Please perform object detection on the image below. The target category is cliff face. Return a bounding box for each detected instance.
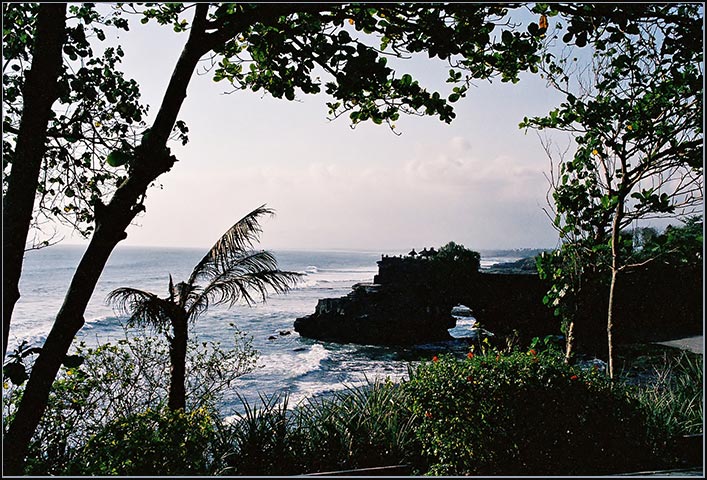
[293,254,554,346]
[294,254,702,348]
[293,281,457,345]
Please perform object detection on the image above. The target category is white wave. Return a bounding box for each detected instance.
[293,278,318,289]
[256,343,329,378]
[286,381,351,408]
[449,316,479,339]
[451,304,473,317]
[305,265,319,274]
[480,256,523,269]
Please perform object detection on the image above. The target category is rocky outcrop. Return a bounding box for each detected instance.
[293,281,456,345]
[293,251,528,346]
[294,251,702,348]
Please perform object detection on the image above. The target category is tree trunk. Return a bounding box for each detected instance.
[168,315,189,411]
[607,267,619,379]
[564,319,575,363]
[607,197,625,380]
[2,6,211,474]
[2,3,67,359]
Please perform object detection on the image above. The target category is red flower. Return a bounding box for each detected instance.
[467,352,474,359]
[495,354,500,361]
[466,375,473,383]
[570,375,579,381]
[529,349,537,356]
[432,355,439,362]
[425,411,433,419]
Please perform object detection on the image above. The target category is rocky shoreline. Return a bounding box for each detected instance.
[294,249,702,350]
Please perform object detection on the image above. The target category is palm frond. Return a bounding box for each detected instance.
[188,205,275,286]
[186,250,302,320]
[106,287,175,333]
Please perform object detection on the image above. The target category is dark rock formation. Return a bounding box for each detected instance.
[294,251,552,345]
[293,281,456,345]
[568,262,703,354]
[294,250,702,349]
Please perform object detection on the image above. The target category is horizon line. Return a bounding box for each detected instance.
[47,242,558,254]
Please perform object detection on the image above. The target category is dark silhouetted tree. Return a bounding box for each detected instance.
[107,205,300,410]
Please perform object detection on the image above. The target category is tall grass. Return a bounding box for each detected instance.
[293,378,420,473]
[636,352,704,438]
[219,379,419,475]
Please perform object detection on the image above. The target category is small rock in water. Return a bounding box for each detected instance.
[292,347,307,352]
[267,335,277,341]
[279,330,291,336]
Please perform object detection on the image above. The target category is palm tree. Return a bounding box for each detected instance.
[107,205,301,411]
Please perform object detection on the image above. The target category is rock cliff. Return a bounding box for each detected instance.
[293,249,553,345]
[294,249,702,348]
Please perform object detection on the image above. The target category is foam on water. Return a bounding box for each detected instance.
[256,343,330,378]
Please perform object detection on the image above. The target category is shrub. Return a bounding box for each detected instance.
[403,347,671,476]
[70,406,220,475]
[219,393,295,475]
[291,379,420,474]
[3,325,256,475]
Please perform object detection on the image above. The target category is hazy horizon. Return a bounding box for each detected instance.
[55,240,557,255]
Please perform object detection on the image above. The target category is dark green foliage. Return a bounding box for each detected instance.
[2,329,256,475]
[403,348,669,476]
[201,4,547,128]
[636,351,704,439]
[2,3,154,242]
[220,393,294,475]
[635,216,703,268]
[220,380,419,475]
[71,406,220,475]
[434,241,481,270]
[292,381,420,474]
[6,339,697,476]
[2,341,42,385]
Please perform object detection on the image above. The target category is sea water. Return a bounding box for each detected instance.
[9,245,520,416]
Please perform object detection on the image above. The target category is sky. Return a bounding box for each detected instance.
[64,6,571,252]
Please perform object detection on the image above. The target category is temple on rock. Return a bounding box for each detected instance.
[294,244,701,349]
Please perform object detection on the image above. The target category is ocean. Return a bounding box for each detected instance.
[9,245,522,417]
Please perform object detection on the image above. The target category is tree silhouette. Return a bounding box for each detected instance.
[107,205,300,410]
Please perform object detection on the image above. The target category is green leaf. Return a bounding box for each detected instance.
[63,354,84,368]
[501,30,512,45]
[3,362,28,385]
[106,150,131,167]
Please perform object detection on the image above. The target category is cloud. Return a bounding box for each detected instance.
[121,133,556,251]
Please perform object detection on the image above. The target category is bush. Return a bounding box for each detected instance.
[219,393,295,475]
[403,346,670,476]
[291,379,420,474]
[3,325,256,475]
[70,406,221,475]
